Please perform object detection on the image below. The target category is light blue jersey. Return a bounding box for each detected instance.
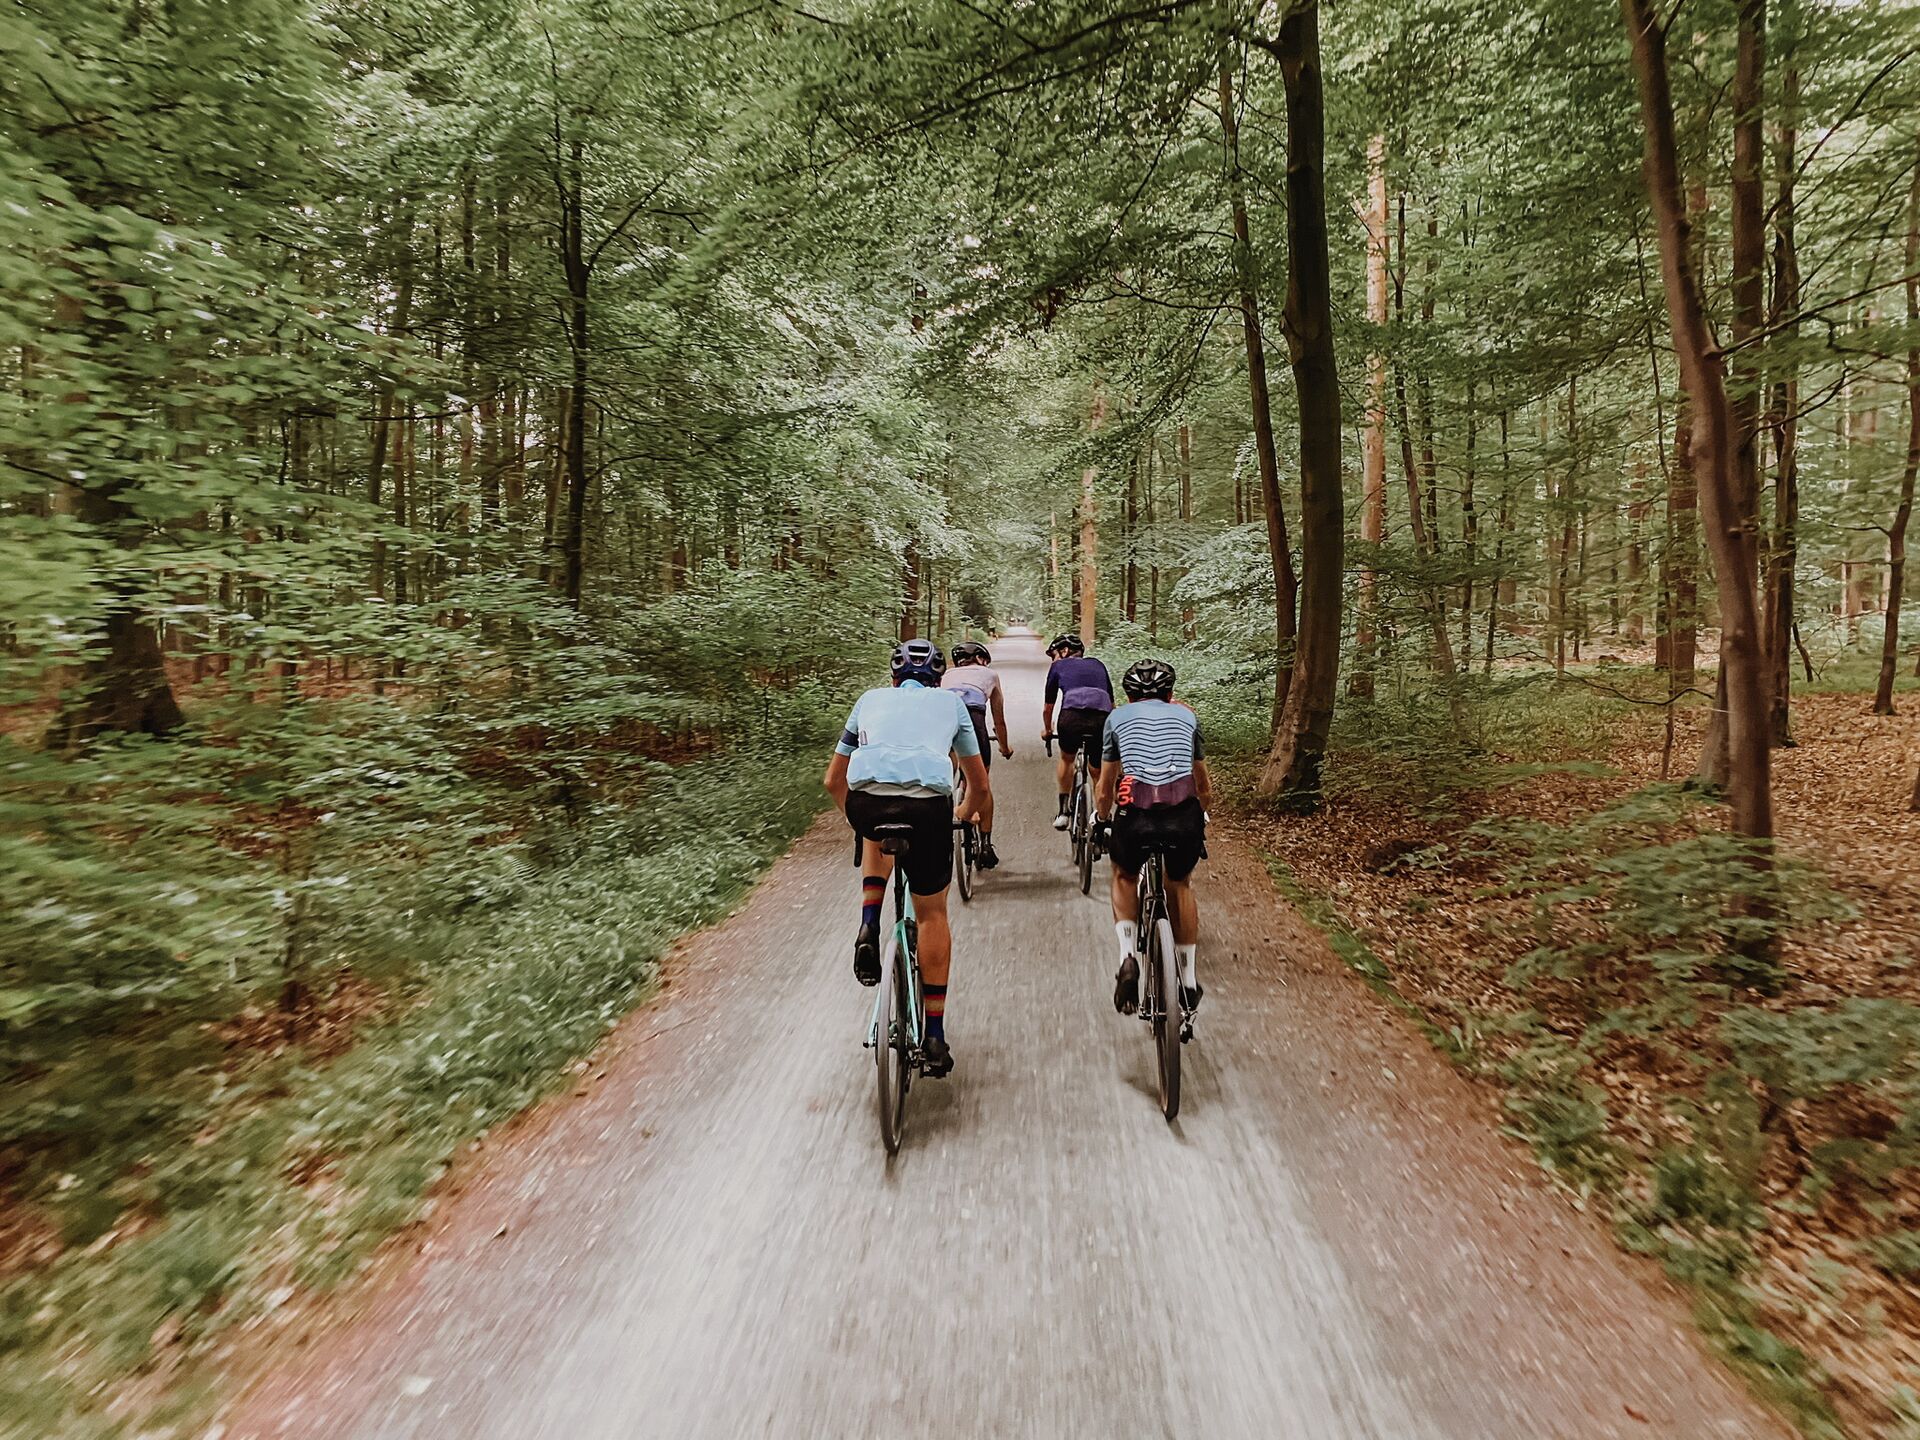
[837,680,980,797]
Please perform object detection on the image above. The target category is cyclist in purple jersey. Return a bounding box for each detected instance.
[1039,632,1113,831]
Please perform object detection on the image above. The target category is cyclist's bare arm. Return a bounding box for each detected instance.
[823,752,851,811]
[989,689,1012,756]
[1193,758,1214,810]
[1094,761,1119,820]
[1040,701,1054,739]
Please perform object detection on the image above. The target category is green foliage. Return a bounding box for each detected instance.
[0,751,823,1438]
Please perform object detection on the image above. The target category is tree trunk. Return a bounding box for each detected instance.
[1873,147,1920,716]
[1145,432,1159,639]
[1255,6,1344,806]
[367,220,413,601]
[42,269,184,747]
[1626,457,1650,642]
[1220,49,1299,733]
[1624,0,1775,859]
[559,140,592,608]
[1695,0,1768,786]
[1124,444,1139,624]
[1391,273,1458,675]
[1486,411,1512,673]
[1178,423,1196,639]
[1764,54,1801,742]
[1461,384,1478,655]
[1080,381,1105,645]
[1353,132,1389,700]
[900,536,920,641]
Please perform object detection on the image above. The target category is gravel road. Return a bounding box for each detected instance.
[225,631,1784,1440]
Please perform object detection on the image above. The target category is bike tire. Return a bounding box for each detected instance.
[1151,916,1181,1121]
[875,937,909,1154]
[1076,786,1095,895]
[955,823,975,902]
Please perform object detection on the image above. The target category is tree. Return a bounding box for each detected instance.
[1255,4,1344,806]
[1874,145,1920,717]
[1622,0,1774,854]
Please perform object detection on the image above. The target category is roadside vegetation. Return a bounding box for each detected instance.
[9,0,1920,1436]
[1199,660,1920,1439]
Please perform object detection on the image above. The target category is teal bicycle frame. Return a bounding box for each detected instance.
[865,867,923,1053]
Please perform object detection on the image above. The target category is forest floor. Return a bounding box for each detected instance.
[1245,671,1920,1439]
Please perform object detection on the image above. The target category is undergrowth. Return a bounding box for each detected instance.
[1250,679,1920,1437]
[0,751,824,1440]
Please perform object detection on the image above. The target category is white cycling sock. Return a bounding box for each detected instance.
[1115,921,1138,962]
[1176,943,1198,988]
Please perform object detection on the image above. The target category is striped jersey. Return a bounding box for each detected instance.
[1100,698,1203,786]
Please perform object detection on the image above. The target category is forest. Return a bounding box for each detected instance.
[6,0,1920,1435]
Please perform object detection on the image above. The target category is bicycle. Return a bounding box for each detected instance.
[859,823,926,1154]
[1123,839,1190,1121]
[950,736,991,903]
[1065,743,1098,895]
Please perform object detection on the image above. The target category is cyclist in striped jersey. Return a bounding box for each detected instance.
[1094,659,1211,1016]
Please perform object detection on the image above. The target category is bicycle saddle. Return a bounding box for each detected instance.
[870,822,915,855]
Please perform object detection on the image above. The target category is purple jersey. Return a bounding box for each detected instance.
[1045,655,1114,713]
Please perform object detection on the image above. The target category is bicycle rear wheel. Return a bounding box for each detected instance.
[1150,916,1181,1120]
[875,937,909,1153]
[955,822,975,902]
[1075,783,1095,895]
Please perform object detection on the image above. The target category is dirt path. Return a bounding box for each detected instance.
[224,635,1785,1440]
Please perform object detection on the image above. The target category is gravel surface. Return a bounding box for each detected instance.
[224,632,1785,1440]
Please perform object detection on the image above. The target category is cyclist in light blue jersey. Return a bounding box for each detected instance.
[824,639,989,1078]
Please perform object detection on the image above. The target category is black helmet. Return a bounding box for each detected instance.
[1122,658,1176,700]
[951,640,992,666]
[890,638,946,684]
[1051,632,1084,656]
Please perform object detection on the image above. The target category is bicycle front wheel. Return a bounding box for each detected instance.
[875,937,909,1153]
[1150,916,1181,1121]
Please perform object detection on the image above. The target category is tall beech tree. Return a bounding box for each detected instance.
[1623,0,1774,851]
[1255,4,1344,805]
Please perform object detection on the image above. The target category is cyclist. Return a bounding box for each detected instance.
[1095,659,1210,1017]
[1040,632,1114,831]
[823,638,988,1078]
[942,639,1013,868]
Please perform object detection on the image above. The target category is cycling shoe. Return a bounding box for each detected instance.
[853,922,881,986]
[977,840,1000,870]
[921,1035,954,1078]
[1113,955,1140,1016]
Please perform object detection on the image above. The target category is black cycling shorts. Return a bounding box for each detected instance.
[967,707,992,769]
[1056,707,1109,758]
[1108,796,1206,881]
[845,790,953,896]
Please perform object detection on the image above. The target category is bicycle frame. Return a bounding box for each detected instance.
[1135,853,1167,956]
[1067,749,1092,837]
[864,865,922,1052]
